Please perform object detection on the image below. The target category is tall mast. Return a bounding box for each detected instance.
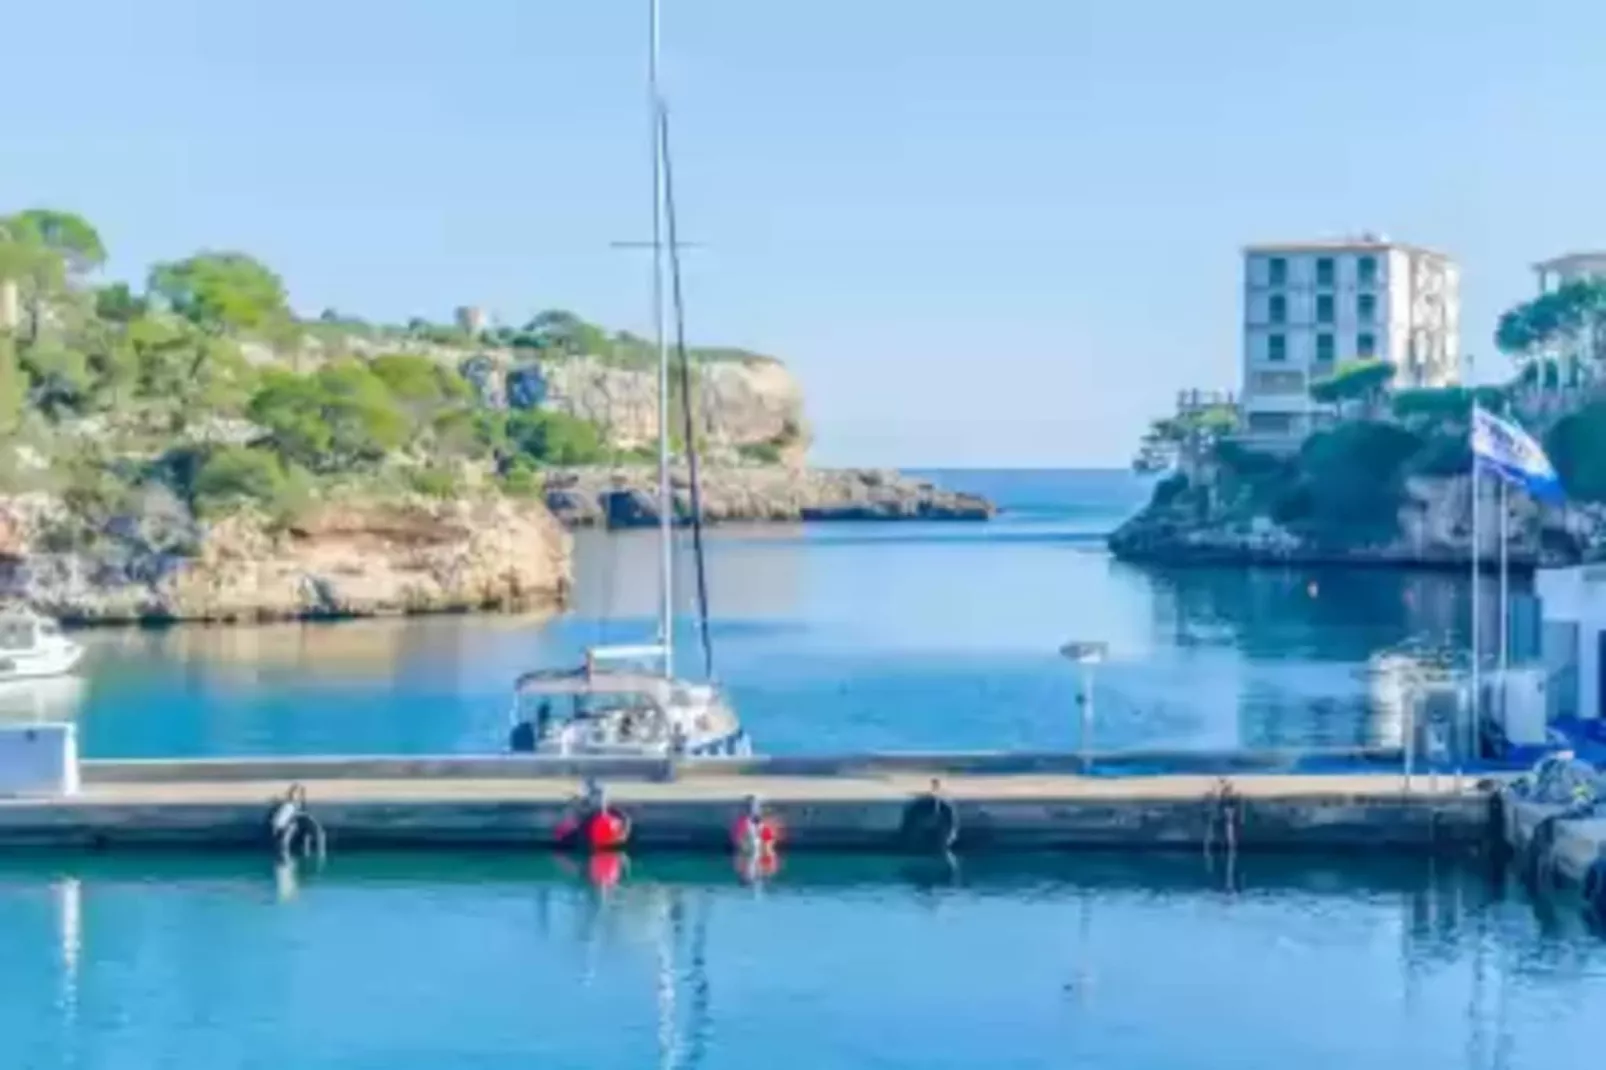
[649,0,675,678]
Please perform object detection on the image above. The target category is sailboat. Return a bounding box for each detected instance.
[506,0,751,760]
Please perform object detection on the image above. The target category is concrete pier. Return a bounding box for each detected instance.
[1498,791,1606,889]
[0,754,1492,853]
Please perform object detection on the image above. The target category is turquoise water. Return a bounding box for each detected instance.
[0,469,1598,1068]
[25,468,1531,758]
[4,853,1605,1069]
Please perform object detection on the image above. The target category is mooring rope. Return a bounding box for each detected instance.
[1203,777,1240,860]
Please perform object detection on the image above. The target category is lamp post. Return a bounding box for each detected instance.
[1060,641,1108,772]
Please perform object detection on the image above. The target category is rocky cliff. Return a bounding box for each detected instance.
[543,465,996,526]
[1111,468,1605,568]
[276,332,807,461]
[541,356,805,461]
[0,490,571,624]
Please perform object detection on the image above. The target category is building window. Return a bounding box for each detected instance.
[1267,333,1286,362]
[1248,412,1295,433]
[1358,255,1377,286]
[1268,257,1287,286]
[1268,294,1287,324]
[1316,294,1334,324]
[1253,371,1305,394]
[1357,293,1376,323]
[1316,333,1335,363]
[1357,332,1376,357]
[1316,257,1335,287]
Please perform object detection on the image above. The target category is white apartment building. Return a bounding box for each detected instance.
[1240,235,1461,445]
[1527,252,1606,390]
[1534,251,1606,294]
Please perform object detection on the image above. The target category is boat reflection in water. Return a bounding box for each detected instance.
[0,675,86,723]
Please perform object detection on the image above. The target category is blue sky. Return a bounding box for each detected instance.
[1,1,1601,466]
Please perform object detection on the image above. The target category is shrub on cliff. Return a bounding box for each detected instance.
[0,333,26,435]
[1405,431,1472,478]
[1278,421,1421,542]
[148,252,290,335]
[1309,359,1395,418]
[499,458,543,497]
[370,353,470,408]
[191,446,288,514]
[505,409,605,466]
[249,362,409,471]
[1391,385,1508,424]
[738,441,782,465]
[1546,401,1606,502]
[1151,472,1188,507]
[404,464,460,498]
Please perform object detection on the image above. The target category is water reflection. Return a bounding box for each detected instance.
[571,526,807,623]
[0,676,86,723]
[0,852,1600,1070]
[82,614,553,674]
[1130,565,1543,751]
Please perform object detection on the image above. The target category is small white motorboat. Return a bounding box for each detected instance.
[0,607,84,682]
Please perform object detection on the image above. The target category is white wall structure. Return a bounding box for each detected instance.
[1240,235,1460,449]
[1534,563,1606,723]
[0,723,79,796]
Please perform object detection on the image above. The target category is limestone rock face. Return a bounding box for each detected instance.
[539,356,807,458]
[273,334,808,457]
[542,466,995,527]
[0,493,572,624]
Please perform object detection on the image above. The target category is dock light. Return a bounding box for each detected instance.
[1059,641,1108,770]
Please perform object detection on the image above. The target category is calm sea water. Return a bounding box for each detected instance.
[22,468,1525,758]
[4,853,1605,1069]
[2,469,1591,1070]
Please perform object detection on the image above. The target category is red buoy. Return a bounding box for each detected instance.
[736,844,780,883]
[587,851,626,890]
[584,808,630,851]
[555,803,630,853]
[732,813,781,850]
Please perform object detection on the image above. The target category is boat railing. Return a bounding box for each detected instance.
[584,643,668,674]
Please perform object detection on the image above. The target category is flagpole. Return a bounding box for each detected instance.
[1467,403,1480,792]
[1498,476,1509,679]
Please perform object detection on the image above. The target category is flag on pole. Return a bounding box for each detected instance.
[1470,405,1565,504]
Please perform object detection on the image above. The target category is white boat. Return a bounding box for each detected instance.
[506,0,751,760]
[511,646,749,758]
[0,608,83,682]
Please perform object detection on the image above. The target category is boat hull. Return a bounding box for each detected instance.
[0,641,84,683]
[534,727,753,760]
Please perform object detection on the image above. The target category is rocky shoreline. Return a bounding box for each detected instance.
[0,466,993,625]
[0,491,572,625]
[543,465,996,527]
[1109,471,1606,570]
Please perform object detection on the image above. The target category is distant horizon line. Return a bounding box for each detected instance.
[889,464,1148,474]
